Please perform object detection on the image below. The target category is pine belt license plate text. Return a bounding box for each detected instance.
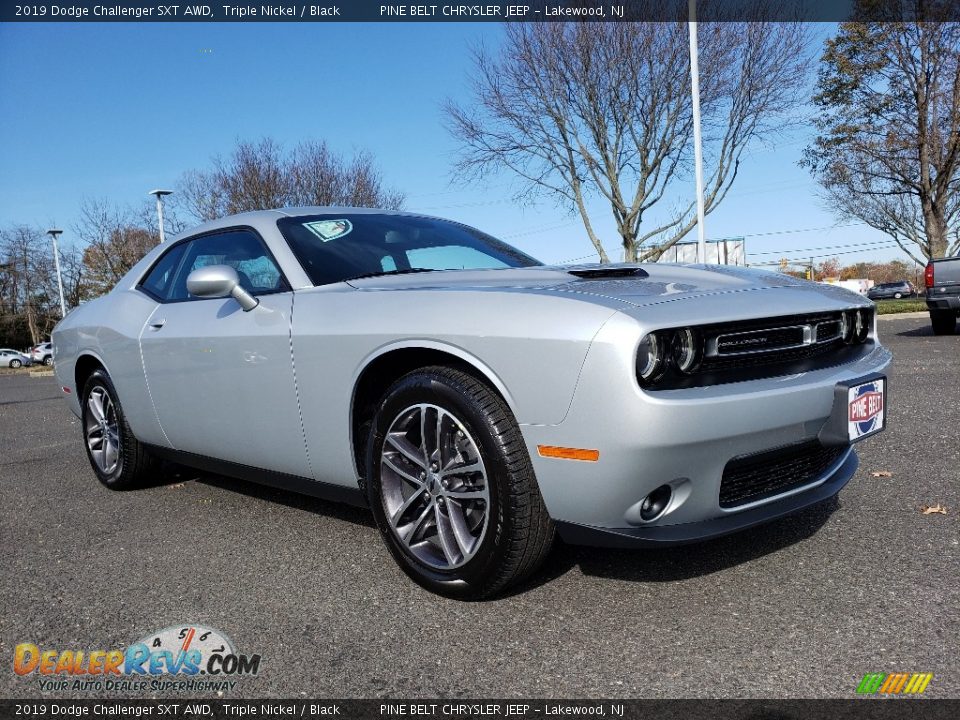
[847,377,886,442]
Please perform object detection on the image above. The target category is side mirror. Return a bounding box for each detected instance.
[185,265,259,312]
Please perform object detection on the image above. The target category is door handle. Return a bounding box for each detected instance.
[149,319,166,330]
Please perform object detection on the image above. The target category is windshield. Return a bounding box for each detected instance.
[276,213,542,286]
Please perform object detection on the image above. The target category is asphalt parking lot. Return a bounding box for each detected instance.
[1,313,957,699]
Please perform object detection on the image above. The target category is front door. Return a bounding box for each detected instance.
[138,228,311,479]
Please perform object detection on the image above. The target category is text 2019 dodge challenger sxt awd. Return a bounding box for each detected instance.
[52,208,890,598]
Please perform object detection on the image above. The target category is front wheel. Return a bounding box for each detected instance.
[930,310,957,336]
[893,292,903,299]
[81,369,158,489]
[366,366,554,599]
[10,359,21,369]
[43,356,53,366]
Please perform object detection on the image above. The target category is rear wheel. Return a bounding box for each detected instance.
[43,356,53,366]
[893,292,903,299]
[366,366,554,599]
[81,369,158,489]
[10,359,21,369]
[930,310,957,336]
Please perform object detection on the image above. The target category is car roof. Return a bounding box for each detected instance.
[164,206,445,244]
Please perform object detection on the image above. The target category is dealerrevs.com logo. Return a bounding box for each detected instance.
[13,625,261,693]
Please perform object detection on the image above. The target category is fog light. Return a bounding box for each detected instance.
[639,484,672,521]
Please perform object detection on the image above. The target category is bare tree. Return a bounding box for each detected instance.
[446,20,810,262]
[178,168,227,225]
[74,199,159,297]
[176,138,404,223]
[803,16,960,261]
[57,243,88,309]
[133,196,188,241]
[0,225,58,345]
[289,142,406,210]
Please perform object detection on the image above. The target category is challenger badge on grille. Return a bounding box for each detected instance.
[715,326,806,355]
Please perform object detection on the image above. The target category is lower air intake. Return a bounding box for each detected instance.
[719,441,848,509]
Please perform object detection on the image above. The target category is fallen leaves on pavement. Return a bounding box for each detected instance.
[871,471,893,477]
[920,504,948,515]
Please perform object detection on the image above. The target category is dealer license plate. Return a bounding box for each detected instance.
[847,378,886,442]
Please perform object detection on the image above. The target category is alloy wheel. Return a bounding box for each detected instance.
[85,386,120,475]
[379,403,490,570]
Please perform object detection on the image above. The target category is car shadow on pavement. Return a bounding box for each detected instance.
[894,325,936,337]
[158,462,376,529]
[139,460,838,594]
[509,497,840,595]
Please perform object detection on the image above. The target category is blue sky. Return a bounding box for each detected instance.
[0,21,916,272]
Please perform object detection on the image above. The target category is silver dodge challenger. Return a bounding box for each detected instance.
[52,208,890,598]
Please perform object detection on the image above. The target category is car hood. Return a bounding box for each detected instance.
[345,263,859,308]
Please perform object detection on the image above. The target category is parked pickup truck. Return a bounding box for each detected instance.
[925,256,960,335]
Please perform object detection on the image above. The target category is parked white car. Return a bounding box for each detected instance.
[31,342,53,366]
[0,349,32,368]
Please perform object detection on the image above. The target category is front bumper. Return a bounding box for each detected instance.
[520,307,891,542]
[556,448,856,548]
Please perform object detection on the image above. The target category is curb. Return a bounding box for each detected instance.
[29,370,55,377]
[877,311,928,320]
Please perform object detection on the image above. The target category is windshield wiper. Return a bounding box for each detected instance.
[344,268,438,282]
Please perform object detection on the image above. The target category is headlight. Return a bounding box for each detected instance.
[839,311,852,343]
[854,309,870,343]
[636,332,666,385]
[671,328,702,374]
[844,309,871,344]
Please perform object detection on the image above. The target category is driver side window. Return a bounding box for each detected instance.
[169,229,286,301]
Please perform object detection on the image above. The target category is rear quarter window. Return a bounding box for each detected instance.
[139,243,187,301]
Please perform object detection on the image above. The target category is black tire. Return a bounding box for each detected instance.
[43,356,53,366]
[893,292,903,299]
[81,369,158,489]
[930,310,957,336]
[365,366,554,599]
[10,359,21,369]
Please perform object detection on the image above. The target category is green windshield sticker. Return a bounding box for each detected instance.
[303,219,352,242]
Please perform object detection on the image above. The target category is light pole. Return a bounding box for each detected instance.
[47,228,67,318]
[149,189,173,243]
[688,0,707,264]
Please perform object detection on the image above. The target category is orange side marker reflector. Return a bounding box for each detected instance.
[537,445,600,462]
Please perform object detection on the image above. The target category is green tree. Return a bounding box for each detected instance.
[803,10,960,261]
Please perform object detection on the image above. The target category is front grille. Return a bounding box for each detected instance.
[716,325,806,355]
[816,320,841,342]
[719,441,847,509]
[646,310,871,389]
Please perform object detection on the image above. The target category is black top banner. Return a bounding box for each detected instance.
[3,0,960,23]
